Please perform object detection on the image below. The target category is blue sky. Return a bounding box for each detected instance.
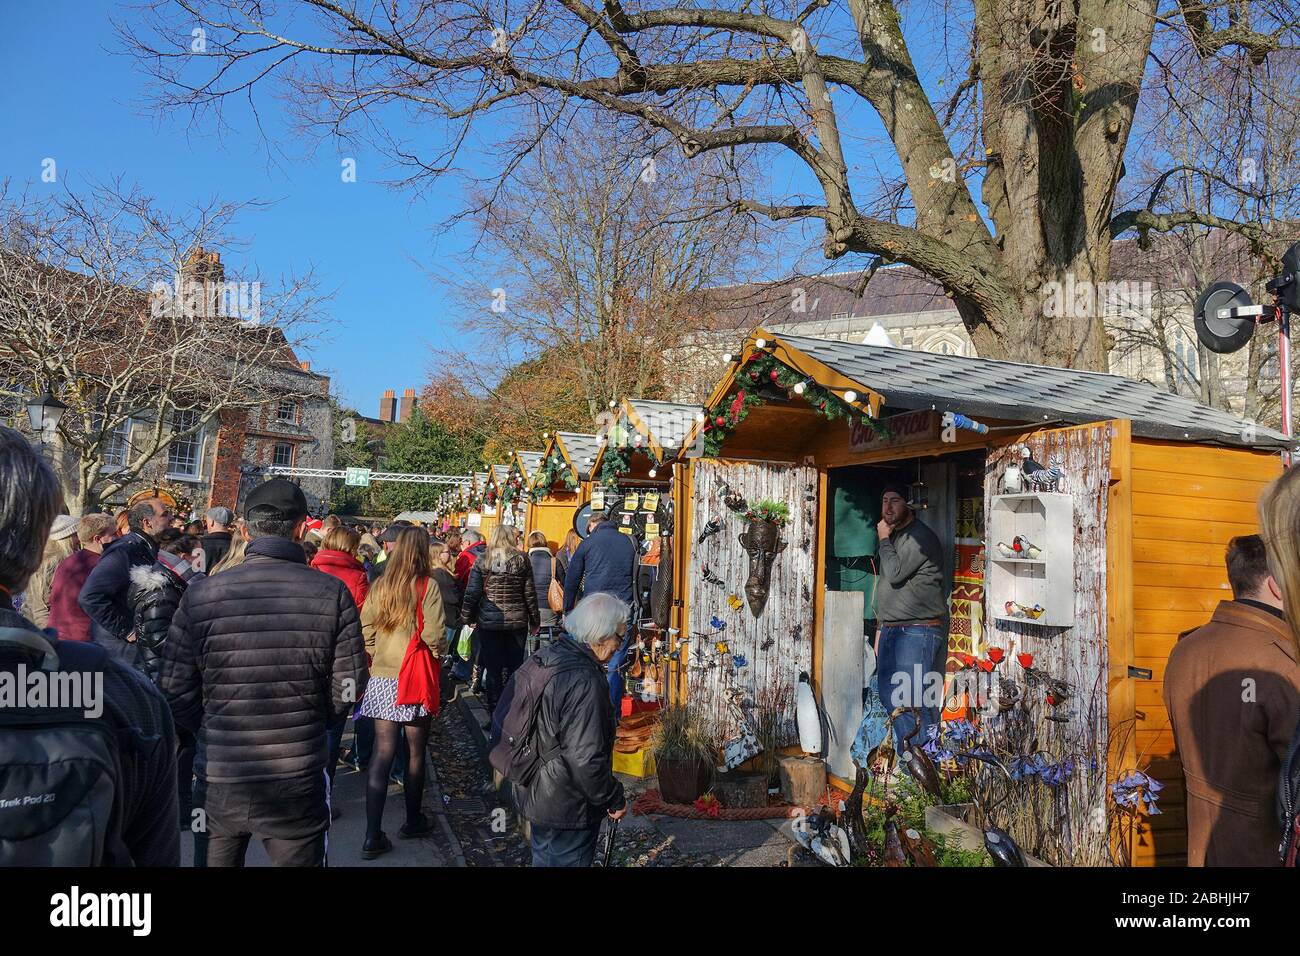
[0,1,473,416]
[0,3,984,416]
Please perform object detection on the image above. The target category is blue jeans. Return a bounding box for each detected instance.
[876,624,947,751]
[530,823,602,867]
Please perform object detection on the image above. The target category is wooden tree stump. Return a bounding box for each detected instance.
[779,756,826,807]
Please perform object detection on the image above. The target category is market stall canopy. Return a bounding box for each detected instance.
[554,431,604,481]
[394,511,440,525]
[513,450,544,483]
[623,399,705,462]
[692,329,1292,452]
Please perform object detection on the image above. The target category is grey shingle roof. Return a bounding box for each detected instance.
[780,333,1292,450]
[627,399,704,455]
[515,451,543,480]
[557,432,604,478]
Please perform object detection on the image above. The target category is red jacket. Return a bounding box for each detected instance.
[311,549,370,612]
[46,549,102,642]
[454,541,486,591]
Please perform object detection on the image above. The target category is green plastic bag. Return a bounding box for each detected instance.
[456,626,473,659]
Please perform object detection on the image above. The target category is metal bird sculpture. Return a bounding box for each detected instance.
[901,747,944,802]
[899,825,939,868]
[1013,535,1043,559]
[883,810,908,867]
[984,826,1027,867]
[697,517,724,544]
[716,478,749,514]
[995,541,1017,558]
[1021,450,1066,493]
[701,564,726,588]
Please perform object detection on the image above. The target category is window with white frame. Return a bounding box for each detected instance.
[166,410,202,479]
[273,442,295,468]
[102,418,132,469]
[276,400,299,424]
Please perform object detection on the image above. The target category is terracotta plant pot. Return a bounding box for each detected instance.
[655,756,712,805]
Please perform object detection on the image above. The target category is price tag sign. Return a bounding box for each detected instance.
[624,492,640,511]
[591,489,605,511]
[619,527,634,536]
[645,521,660,537]
[642,493,659,512]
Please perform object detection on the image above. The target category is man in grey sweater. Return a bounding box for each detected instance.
[874,483,948,751]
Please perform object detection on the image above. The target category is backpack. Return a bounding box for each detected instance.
[489,650,587,788]
[0,627,128,866]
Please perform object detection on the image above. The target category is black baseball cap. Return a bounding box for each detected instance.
[244,478,308,522]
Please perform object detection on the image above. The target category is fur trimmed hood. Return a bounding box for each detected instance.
[129,564,172,593]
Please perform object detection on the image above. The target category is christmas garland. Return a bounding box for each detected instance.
[529,452,577,503]
[701,352,890,457]
[500,464,527,506]
[598,444,631,493]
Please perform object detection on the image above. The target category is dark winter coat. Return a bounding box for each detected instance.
[528,546,559,629]
[1,595,179,866]
[460,549,539,632]
[1280,711,1300,863]
[79,531,159,670]
[126,562,190,651]
[432,567,461,625]
[159,536,368,784]
[200,531,233,573]
[508,636,625,829]
[562,523,637,613]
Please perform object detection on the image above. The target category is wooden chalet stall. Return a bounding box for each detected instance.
[506,451,542,530]
[477,469,502,538]
[674,329,1288,868]
[525,432,602,550]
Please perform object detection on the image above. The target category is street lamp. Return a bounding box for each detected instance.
[26,390,66,441]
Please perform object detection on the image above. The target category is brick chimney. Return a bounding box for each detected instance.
[379,389,397,423]
[180,246,224,318]
[399,388,416,423]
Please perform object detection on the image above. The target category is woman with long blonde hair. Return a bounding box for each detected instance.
[1259,468,1300,659]
[459,522,539,708]
[358,527,446,858]
[210,519,250,574]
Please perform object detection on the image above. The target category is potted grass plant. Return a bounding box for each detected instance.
[652,704,718,805]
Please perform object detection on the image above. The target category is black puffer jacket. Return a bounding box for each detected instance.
[509,636,625,829]
[460,549,539,632]
[1280,710,1300,863]
[159,536,368,784]
[126,563,189,650]
[79,531,158,670]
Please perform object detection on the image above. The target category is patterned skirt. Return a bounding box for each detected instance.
[358,675,431,722]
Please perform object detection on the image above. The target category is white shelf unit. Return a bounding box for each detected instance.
[987,492,1074,627]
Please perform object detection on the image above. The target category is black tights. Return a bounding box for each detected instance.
[366,717,430,840]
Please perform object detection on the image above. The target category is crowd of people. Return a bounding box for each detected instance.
[6,414,1299,869]
[0,424,631,868]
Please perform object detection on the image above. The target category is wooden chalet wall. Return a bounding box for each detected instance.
[984,422,1113,866]
[1128,439,1282,866]
[685,460,817,744]
[526,490,580,551]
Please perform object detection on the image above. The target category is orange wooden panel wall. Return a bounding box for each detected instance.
[1128,439,1282,866]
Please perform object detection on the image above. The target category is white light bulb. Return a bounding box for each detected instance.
[609,400,616,409]
[648,468,657,478]
[844,390,858,403]
[542,431,549,439]
[723,353,733,363]
[755,338,767,348]
[793,382,806,395]
[695,412,705,422]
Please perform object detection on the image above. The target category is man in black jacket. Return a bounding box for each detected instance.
[79,496,172,672]
[161,478,368,867]
[199,506,235,571]
[0,425,178,866]
[507,592,628,867]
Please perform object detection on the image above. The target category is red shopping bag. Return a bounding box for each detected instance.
[396,578,440,715]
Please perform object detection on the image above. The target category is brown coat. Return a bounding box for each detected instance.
[360,576,447,679]
[1165,600,1300,866]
